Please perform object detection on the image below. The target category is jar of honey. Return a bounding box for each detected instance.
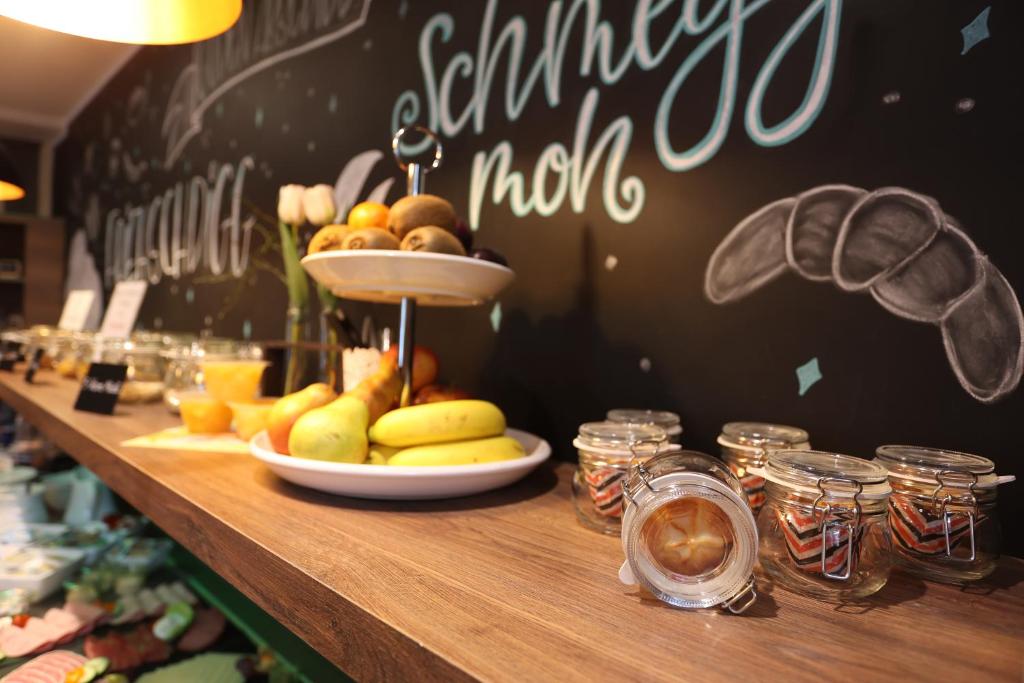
[874,445,1014,584]
[717,422,810,515]
[756,450,892,601]
[618,450,758,613]
[572,422,672,535]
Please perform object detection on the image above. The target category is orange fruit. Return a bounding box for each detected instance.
[348,201,389,229]
[180,394,234,434]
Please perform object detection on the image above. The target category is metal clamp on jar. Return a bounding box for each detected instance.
[716,422,810,515]
[753,450,892,601]
[618,450,758,614]
[874,445,1015,583]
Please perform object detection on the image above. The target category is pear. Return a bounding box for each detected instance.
[266,383,337,454]
[288,396,369,463]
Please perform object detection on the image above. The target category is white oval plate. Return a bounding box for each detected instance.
[249,429,551,500]
[301,250,515,306]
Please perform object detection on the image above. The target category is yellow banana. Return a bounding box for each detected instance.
[368,400,506,447]
[387,436,525,466]
[367,444,401,465]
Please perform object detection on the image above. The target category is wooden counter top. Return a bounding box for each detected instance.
[2,370,1022,682]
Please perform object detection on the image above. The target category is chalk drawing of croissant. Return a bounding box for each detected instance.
[704,185,1024,403]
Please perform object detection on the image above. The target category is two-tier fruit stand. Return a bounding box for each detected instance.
[251,127,551,500]
[301,126,514,406]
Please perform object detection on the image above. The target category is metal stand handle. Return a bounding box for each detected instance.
[390,126,444,406]
[397,296,417,407]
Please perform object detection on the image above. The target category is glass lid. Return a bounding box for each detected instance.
[873,445,1012,488]
[575,421,668,454]
[762,449,890,497]
[620,467,757,611]
[875,445,994,474]
[718,422,808,449]
[606,409,681,431]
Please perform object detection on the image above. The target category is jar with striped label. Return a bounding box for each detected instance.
[874,445,1014,584]
[572,422,673,535]
[755,450,892,601]
[717,422,810,515]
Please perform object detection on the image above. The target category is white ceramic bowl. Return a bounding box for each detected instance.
[300,250,515,306]
[249,429,551,500]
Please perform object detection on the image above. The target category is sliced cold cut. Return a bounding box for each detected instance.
[941,260,1024,402]
[0,650,86,683]
[785,184,866,281]
[872,219,982,322]
[0,618,62,658]
[85,623,171,672]
[833,188,942,291]
[705,197,795,304]
[176,608,226,652]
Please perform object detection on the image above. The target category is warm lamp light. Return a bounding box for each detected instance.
[0,0,242,45]
[0,143,25,201]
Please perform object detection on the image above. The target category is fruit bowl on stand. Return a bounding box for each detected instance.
[249,429,551,500]
[301,250,514,306]
[246,125,549,501]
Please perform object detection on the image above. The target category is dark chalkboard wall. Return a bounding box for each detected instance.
[55,1,1024,554]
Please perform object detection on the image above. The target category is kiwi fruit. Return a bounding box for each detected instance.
[342,227,401,250]
[400,226,467,256]
[307,224,355,254]
[388,194,456,239]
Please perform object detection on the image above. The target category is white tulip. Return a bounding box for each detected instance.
[278,184,306,225]
[302,184,336,226]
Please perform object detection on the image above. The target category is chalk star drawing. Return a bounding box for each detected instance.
[961,7,991,55]
[490,302,503,333]
[796,357,822,396]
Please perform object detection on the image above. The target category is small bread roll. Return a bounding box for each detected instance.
[388,194,456,240]
[400,226,466,256]
[308,224,355,254]
[342,227,401,250]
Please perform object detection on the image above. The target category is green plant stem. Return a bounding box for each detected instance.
[317,284,341,390]
[279,221,310,392]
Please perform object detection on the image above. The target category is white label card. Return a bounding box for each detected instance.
[57,290,96,331]
[99,281,148,339]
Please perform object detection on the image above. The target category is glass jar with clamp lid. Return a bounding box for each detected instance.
[875,445,1014,583]
[716,422,810,515]
[754,450,892,601]
[618,450,758,613]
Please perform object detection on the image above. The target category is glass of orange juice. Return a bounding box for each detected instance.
[201,359,270,403]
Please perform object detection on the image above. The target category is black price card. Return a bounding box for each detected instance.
[0,340,17,371]
[23,348,44,383]
[73,363,128,415]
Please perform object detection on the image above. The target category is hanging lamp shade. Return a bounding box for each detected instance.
[0,0,242,45]
[0,143,25,202]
